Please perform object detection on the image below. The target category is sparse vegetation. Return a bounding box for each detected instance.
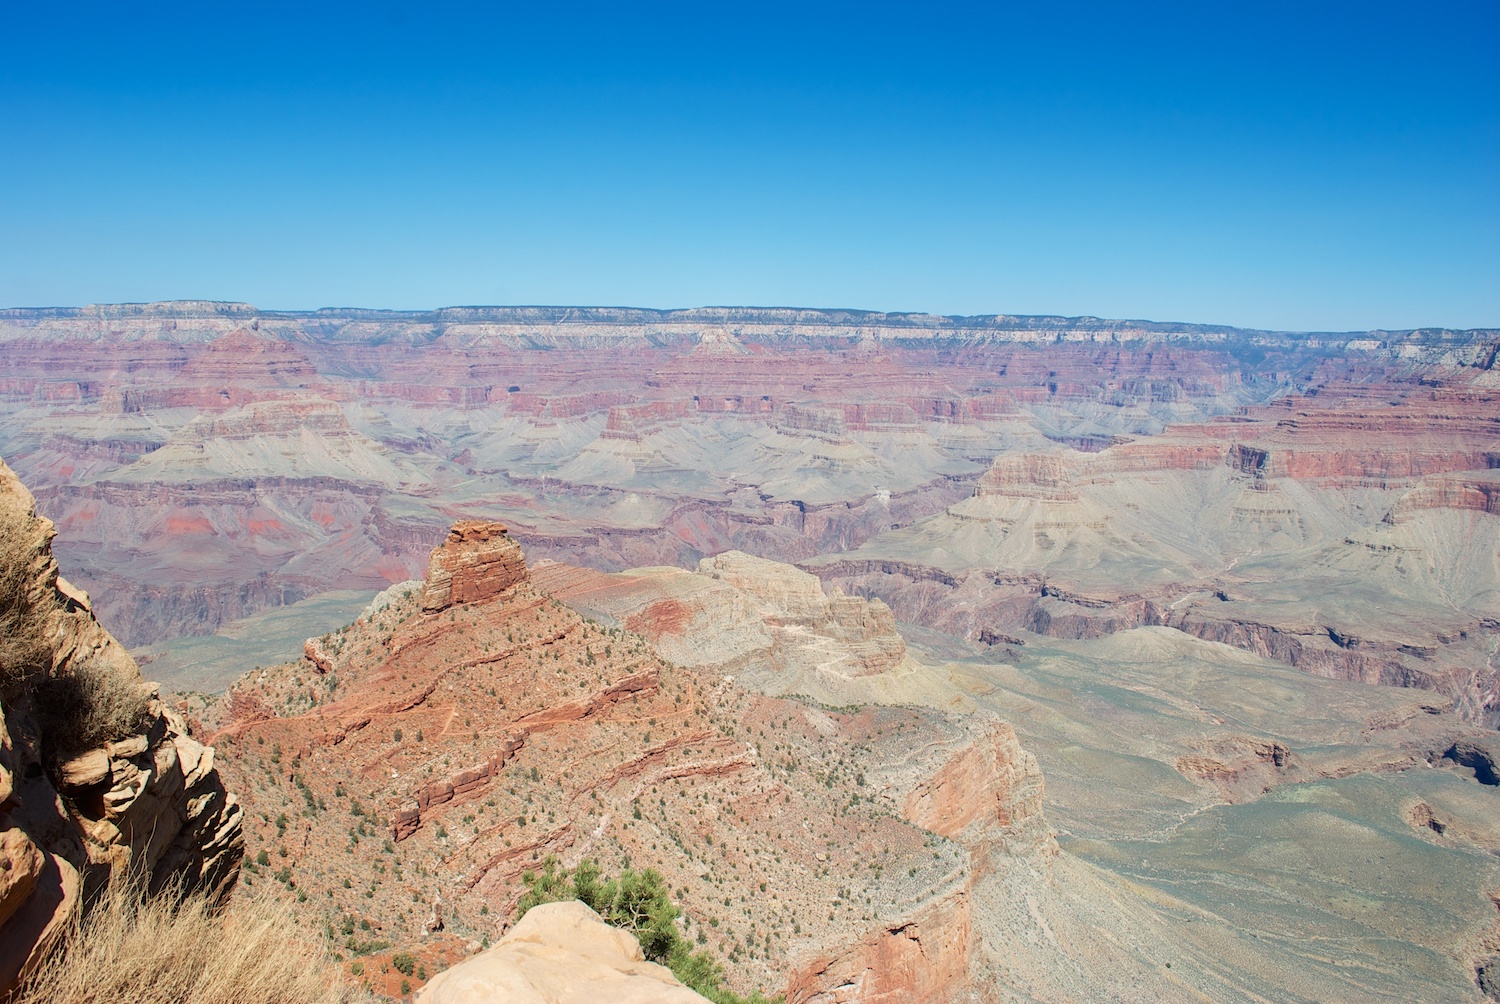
[0,518,50,695]
[517,858,782,1004]
[13,875,368,1004]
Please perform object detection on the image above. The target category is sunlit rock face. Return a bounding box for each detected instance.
[415,901,711,1004]
[197,518,1062,1001]
[420,521,527,612]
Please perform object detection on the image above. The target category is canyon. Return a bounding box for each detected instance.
[2,303,1491,667]
[1,301,1498,1000]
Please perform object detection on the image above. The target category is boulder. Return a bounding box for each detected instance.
[415,901,709,1004]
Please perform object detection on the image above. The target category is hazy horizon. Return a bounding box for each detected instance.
[2,298,1496,336]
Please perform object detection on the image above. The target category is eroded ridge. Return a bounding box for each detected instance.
[201,521,1056,1000]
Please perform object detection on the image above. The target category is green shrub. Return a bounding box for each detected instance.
[516,858,781,1004]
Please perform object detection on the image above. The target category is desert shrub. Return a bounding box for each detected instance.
[0,517,50,695]
[33,655,154,756]
[13,874,370,1004]
[517,858,781,1004]
[391,951,416,976]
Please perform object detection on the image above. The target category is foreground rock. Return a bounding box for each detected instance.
[0,457,243,993]
[415,901,709,1003]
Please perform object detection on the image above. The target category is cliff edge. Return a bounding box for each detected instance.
[0,456,244,992]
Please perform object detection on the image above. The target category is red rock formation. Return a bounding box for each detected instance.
[785,901,974,1004]
[201,522,1054,1001]
[902,720,1048,846]
[787,718,1054,1003]
[1388,471,1500,520]
[420,521,528,612]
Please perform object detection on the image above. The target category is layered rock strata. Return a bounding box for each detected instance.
[532,551,946,709]
[6,301,1491,665]
[786,717,1054,1004]
[420,521,527,612]
[204,522,1055,1001]
[813,433,1500,725]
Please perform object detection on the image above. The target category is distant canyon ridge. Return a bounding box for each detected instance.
[1,301,1497,724]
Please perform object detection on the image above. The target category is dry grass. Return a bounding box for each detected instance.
[35,657,155,755]
[14,877,370,1004]
[0,515,51,697]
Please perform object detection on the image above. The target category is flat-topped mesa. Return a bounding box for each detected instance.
[420,520,528,612]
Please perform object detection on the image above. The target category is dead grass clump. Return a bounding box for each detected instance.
[34,658,155,755]
[0,516,51,696]
[13,877,368,1004]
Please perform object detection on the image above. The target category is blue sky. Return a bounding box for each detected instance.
[2,2,1495,330]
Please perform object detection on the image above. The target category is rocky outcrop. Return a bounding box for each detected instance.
[1388,470,1500,521]
[534,552,942,708]
[0,457,243,994]
[785,900,973,1004]
[205,526,1006,1000]
[391,733,527,841]
[787,717,1055,1003]
[414,901,710,1003]
[976,452,1078,500]
[302,634,337,674]
[902,718,1049,850]
[420,521,528,612]
[1443,737,1500,785]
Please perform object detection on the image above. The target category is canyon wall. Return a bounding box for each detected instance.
[2,302,1493,663]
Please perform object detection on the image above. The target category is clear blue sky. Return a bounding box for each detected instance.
[2,2,1495,330]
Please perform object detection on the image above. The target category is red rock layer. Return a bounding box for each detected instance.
[420,521,528,612]
[203,525,1051,1001]
[787,719,1053,1004]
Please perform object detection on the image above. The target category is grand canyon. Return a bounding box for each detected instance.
[2,301,1499,1002]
